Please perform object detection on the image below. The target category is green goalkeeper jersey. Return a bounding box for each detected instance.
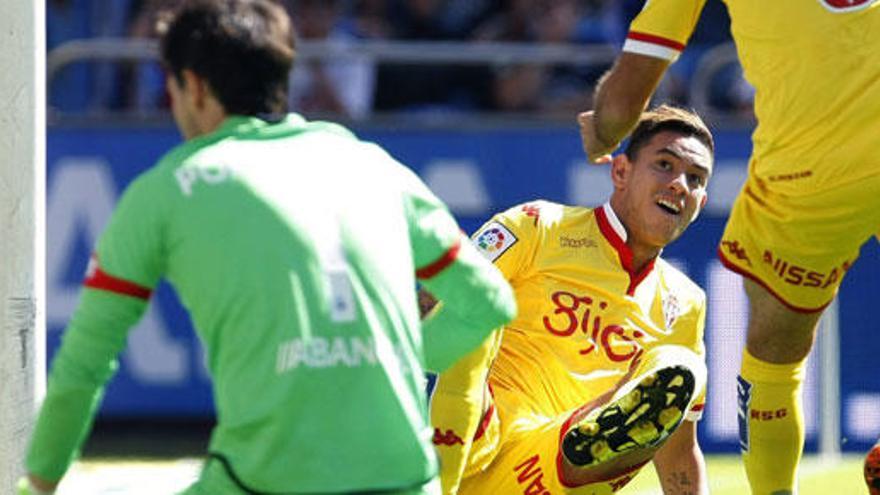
[27,114,515,493]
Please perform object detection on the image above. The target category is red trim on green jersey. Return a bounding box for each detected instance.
[84,264,152,300]
[416,238,462,280]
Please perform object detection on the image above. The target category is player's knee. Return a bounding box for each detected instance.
[743,280,823,363]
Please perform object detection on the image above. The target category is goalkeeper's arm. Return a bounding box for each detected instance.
[416,233,516,372]
[24,290,148,491]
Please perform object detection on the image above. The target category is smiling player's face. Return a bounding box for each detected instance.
[610,131,713,250]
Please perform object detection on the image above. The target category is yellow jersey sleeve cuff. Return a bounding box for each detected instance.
[622,31,684,62]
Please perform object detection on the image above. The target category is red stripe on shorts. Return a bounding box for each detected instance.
[473,403,495,441]
[716,248,830,314]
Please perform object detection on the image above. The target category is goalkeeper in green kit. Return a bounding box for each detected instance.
[19,1,515,494]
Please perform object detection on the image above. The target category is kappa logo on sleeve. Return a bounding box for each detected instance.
[473,222,517,262]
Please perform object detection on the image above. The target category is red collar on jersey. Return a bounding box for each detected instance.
[594,204,656,296]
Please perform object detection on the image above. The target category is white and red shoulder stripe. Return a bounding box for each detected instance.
[623,31,685,62]
[83,254,152,300]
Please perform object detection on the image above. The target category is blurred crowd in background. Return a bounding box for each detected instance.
[48,0,752,121]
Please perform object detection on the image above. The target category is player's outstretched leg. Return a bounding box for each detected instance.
[866,439,880,495]
[563,366,694,466]
[559,345,706,485]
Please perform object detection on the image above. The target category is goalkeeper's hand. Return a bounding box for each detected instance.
[17,476,56,495]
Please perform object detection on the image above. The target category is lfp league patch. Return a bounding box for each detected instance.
[473,222,517,262]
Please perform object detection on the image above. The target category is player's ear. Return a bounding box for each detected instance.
[181,69,210,109]
[610,154,631,189]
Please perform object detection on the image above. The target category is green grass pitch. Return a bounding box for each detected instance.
[626,454,866,494]
[54,454,866,494]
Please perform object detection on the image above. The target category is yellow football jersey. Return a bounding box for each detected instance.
[475,201,707,424]
[431,201,709,494]
[625,0,880,194]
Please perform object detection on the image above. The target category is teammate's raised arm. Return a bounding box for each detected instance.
[580,53,670,163]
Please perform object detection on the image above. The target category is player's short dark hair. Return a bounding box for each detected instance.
[158,0,295,116]
[624,105,715,161]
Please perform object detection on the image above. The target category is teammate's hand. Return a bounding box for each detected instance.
[17,475,56,495]
[577,111,615,165]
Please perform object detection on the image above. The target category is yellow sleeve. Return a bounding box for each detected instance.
[430,202,547,493]
[623,0,707,62]
[430,330,503,495]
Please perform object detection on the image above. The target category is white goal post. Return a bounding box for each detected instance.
[818,299,841,460]
[0,1,46,492]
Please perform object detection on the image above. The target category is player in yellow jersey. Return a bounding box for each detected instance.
[427,105,715,494]
[579,1,880,494]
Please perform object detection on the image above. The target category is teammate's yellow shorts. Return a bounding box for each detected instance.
[718,171,880,312]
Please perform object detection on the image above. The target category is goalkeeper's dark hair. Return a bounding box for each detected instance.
[158,0,295,116]
[624,105,714,161]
